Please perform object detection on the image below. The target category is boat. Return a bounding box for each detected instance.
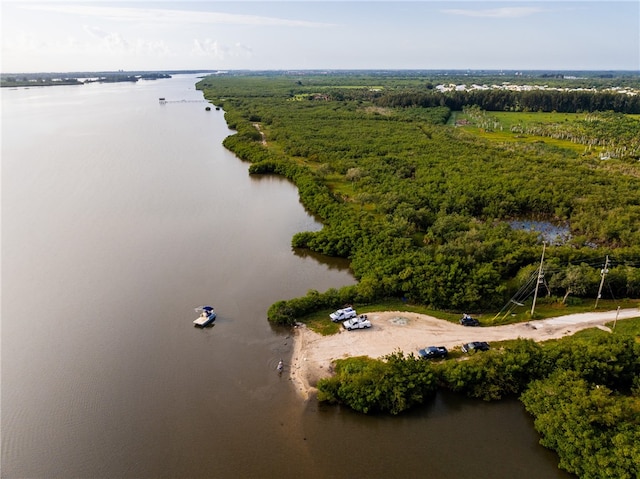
[193,306,216,327]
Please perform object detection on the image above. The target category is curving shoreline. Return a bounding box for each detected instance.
[288,309,640,399]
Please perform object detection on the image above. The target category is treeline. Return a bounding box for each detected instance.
[267,256,640,326]
[318,333,640,478]
[375,89,640,114]
[1,72,172,88]
[1,77,83,87]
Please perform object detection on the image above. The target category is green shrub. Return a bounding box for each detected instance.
[521,370,640,479]
[437,339,546,400]
[317,352,438,415]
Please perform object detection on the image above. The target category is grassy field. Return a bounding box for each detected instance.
[491,111,583,128]
[457,111,589,155]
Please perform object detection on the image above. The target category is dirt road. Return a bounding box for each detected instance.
[288,308,639,399]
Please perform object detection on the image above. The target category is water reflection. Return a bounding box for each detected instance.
[292,247,353,271]
[509,219,571,245]
[301,392,573,479]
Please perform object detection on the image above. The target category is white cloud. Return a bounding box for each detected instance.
[192,39,226,58]
[98,35,171,57]
[442,7,546,18]
[235,43,253,56]
[83,25,112,40]
[21,4,335,28]
[4,32,80,56]
[192,39,253,60]
[4,32,45,52]
[14,24,168,60]
[101,32,130,52]
[136,39,172,57]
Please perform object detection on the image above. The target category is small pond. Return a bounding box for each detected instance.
[509,220,571,245]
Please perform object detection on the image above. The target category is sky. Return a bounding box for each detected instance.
[1,1,638,73]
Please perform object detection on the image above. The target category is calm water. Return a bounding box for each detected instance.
[1,75,571,478]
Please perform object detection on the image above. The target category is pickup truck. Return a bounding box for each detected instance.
[343,315,372,330]
[418,346,448,359]
[330,307,357,322]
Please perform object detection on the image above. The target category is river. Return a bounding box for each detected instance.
[1,74,571,478]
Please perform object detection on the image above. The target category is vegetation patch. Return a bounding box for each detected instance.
[317,351,438,415]
[460,109,640,161]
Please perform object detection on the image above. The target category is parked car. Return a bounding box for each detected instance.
[343,315,371,330]
[461,341,490,353]
[418,346,448,359]
[330,307,357,322]
[460,314,480,327]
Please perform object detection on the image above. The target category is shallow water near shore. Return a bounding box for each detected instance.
[2,74,571,478]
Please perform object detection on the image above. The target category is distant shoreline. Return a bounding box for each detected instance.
[1,72,172,88]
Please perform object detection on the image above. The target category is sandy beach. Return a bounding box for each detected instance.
[288,308,639,399]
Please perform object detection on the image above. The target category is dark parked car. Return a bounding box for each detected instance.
[418,346,448,359]
[461,341,490,353]
[460,314,480,326]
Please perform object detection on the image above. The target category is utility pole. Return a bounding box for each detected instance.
[594,255,610,310]
[530,242,546,317]
[613,305,620,331]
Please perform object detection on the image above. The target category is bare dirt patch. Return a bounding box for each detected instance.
[288,309,639,399]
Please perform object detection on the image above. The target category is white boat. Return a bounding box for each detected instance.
[194,306,216,327]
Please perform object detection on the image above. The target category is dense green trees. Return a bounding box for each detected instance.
[548,263,599,303]
[543,334,640,391]
[197,73,640,322]
[521,371,640,479]
[317,351,438,414]
[437,339,546,400]
[375,88,640,114]
[436,335,640,400]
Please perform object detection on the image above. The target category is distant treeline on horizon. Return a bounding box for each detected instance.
[0,70,216,87]
[2,68,638,78]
